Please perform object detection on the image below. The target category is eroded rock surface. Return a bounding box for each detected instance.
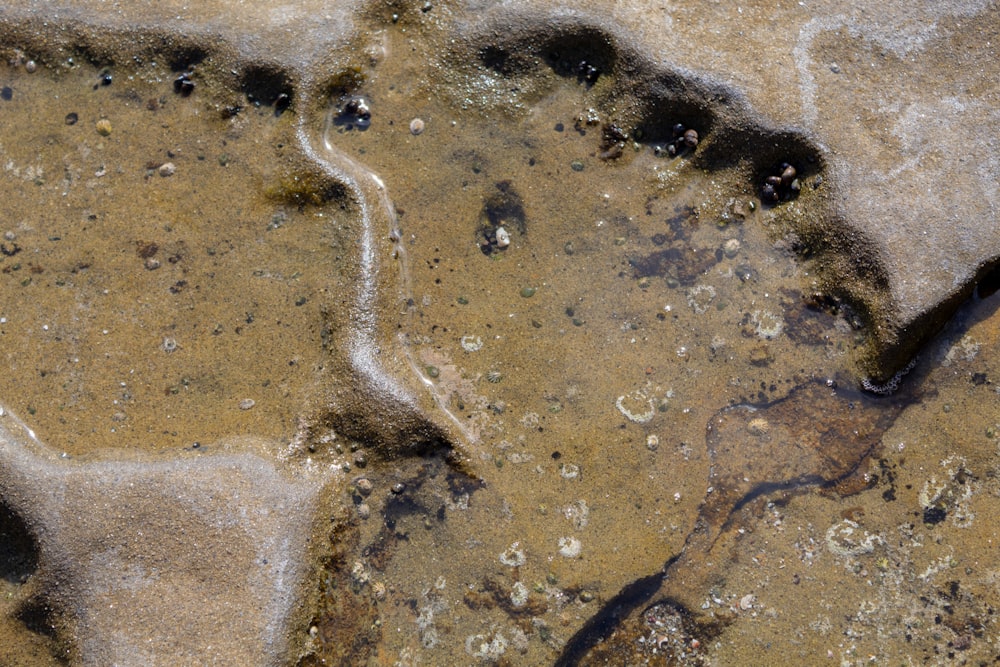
[0,408,336,665]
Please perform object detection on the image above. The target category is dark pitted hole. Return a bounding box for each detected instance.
[976,261,1000,298]
[241,64,293,112]
[478,44,516,75]
[477,180,526,255]
[15,597,58,640]
[0,501,37,584]
[542,28,618,86]
[166,44,209,72]
[633,91,714,148]
[923,505,947,525]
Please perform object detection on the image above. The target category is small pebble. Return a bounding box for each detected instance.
[158,162,176,177]
[144,257,161,270]
[65,112,78,125]
[238,398,256,410]
[25,60,36,74]
[409,117,425,135]
[495,226,510,247]
[95,118,112,136]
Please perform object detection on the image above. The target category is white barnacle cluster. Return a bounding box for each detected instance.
[499,541,526,567]
[824,519,883,559]
[686,284,716,314]
[460,334,483,352]
[616,389,655,423]
[465,629,508,660]
[861,357,917,395]
[751,309,784,339]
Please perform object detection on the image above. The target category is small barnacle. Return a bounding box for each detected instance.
[746,416,769,437]
[372,581,387,601]
[486,370,503,383]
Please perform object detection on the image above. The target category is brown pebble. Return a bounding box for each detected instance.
[780,164,797,186]
[682,128,698,148]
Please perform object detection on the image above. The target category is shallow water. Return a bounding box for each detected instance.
[1,8,1000,666]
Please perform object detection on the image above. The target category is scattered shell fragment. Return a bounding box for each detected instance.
[238,398,256,410]
[739,594,755,611]
[460,335,483,352]
[616,390,655,423]
[499,542,526,567]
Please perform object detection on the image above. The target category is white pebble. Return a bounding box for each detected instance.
[495,226,510,248]
[409,118,425,135]
[158,162,176,177]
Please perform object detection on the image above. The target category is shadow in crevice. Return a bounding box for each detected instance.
[0,500,37,585]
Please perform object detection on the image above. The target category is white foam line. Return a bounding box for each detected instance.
[294,86,475,445]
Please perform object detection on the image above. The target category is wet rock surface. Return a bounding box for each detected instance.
[0,0,998,665]
[0,410,336,665]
